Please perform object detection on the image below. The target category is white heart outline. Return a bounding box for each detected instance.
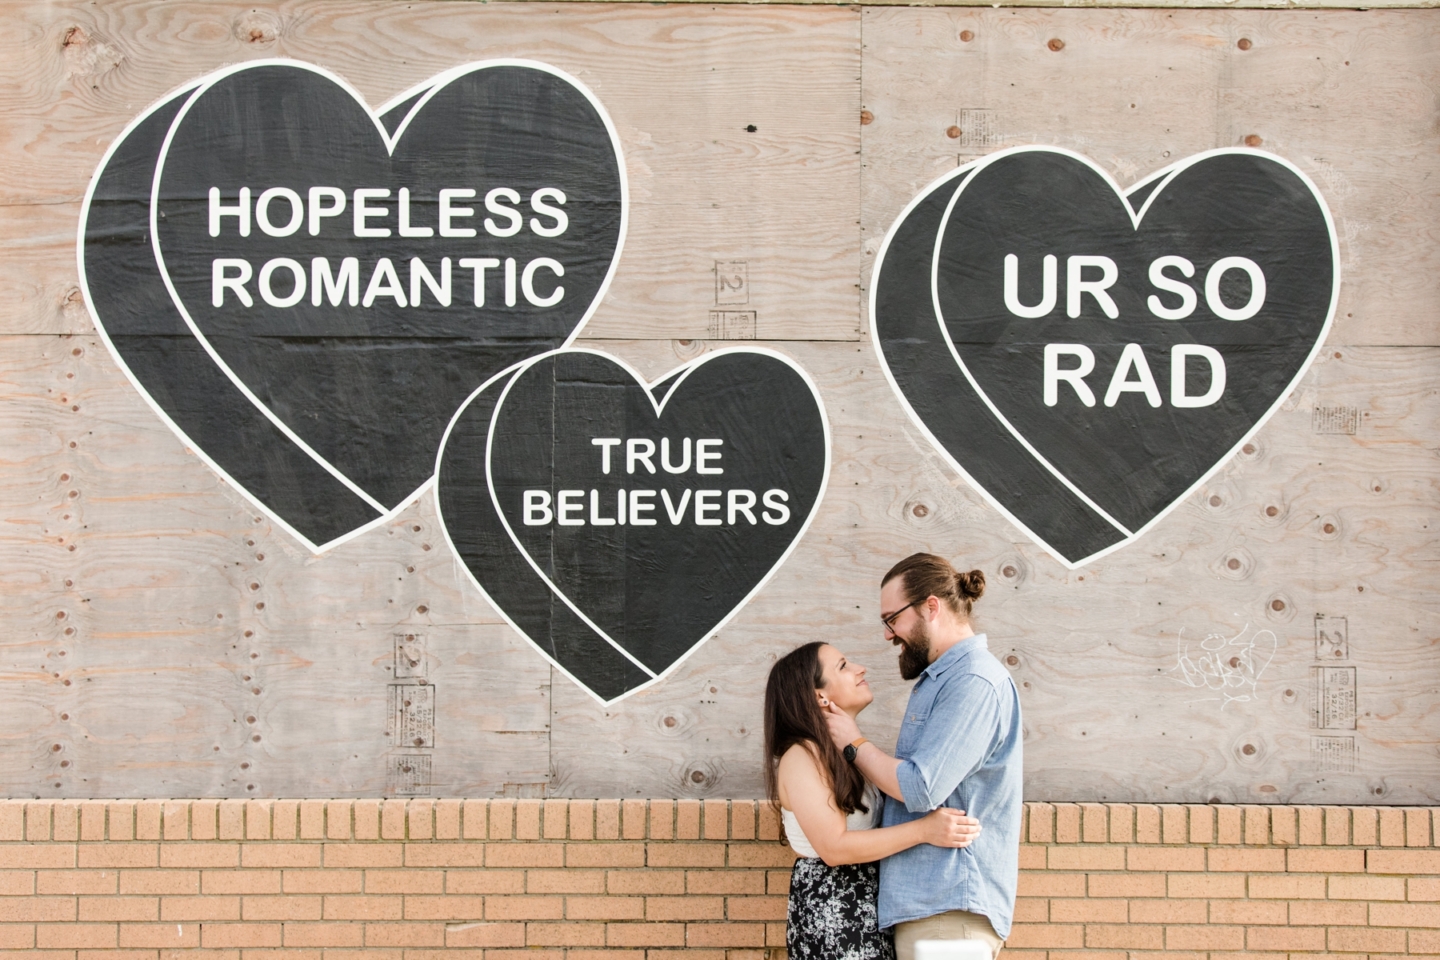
[870,146,1339,569]
[431,346,832,704]
[139,58,628,553]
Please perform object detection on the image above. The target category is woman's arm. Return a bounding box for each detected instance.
[777,743,978,867]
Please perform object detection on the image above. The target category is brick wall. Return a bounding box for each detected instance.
[0,800,1435,958]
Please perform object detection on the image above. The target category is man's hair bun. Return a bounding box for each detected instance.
[955,568,986,601]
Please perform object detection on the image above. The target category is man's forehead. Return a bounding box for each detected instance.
[879,578,907,607]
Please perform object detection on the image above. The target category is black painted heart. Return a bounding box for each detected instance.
[875,147,1337,566]
[81,79,437,550]
[148,60,625,525]
[436,348,829,702]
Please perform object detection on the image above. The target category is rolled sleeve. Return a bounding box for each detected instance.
[896,676,1001,813]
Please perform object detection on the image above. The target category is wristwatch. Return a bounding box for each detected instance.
[843,737,869,763]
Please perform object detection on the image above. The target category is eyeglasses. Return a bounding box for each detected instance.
[880,600,921,633]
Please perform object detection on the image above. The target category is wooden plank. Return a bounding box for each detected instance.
[859,7,1440,347]
[547,338,1440,803]
[0,0,861,340]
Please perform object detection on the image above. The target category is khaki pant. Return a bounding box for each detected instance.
[893,909,1004,960]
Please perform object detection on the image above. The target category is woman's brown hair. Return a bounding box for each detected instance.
[762,642,869,820]
[882,552,986,619]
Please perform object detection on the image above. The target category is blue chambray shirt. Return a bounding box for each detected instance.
[877,634,1023,936]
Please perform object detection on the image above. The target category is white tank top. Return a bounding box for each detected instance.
[782,782,882,859]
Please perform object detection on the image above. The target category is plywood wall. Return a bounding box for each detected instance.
[0,1,1435,802]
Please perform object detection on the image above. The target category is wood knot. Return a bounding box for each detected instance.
[1047,38,1065,52]
[860,110,874,125]
[233,10,282,44]
[1244,134,1263,147]
[1237,37,1253,50]
[946,125,962,139]
[959,30,975,42]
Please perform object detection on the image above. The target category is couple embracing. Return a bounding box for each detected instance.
[763,553,1023,960]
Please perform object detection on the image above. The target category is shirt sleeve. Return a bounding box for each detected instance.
[895,674,1002,813]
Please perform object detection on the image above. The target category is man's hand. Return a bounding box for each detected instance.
[823,701,863,749]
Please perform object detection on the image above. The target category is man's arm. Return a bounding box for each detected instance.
[825,677,1002,812]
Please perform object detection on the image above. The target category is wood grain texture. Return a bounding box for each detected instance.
[859,7,1440,347]
[0,0,861,340]
[0,2,1433,801]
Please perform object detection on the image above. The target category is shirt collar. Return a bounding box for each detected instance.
[923,633,987,680]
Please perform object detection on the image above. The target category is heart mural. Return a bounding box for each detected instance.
[436,348,830,702]
[79,60,626,551]
[873,147,1338,567]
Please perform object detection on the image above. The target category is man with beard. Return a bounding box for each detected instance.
[824,552,1023,960]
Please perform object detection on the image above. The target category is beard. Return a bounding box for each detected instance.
[896,618,933,680]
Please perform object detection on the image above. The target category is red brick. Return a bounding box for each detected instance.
[1047,846,1126,871]
[686,870,764,895]
[1012,897,1047,923]
[1005,923,1083,949]
[1286,847,1364,872]
[322,844,403,868]
[280,869,362,894]
[201,869,281,894]
[1412,877,1440,901]
[242,895,323,920]
[119,870,197,895]
[0,896,77,921]
[1370,849,1440,874]
[645,844,725,869]
[485,895,564,920]
[0,924,32,949]
[117,921,198,948]
[240,844,321,868]
[566,896,646,920]
[444,921,525,947]
[1331,873,1406,900]
[402,895,486,920]
[1207,848,1285,872]
[541,801,570,842]
[36,922,117,949]
[564,844,646,869]
[1087,872,1166,898]
[527,921,605,946]
[281,920,364,947]
[1128,898,1206,923]
[156,844,237,869]
[1049,898,1126,923]
[725,844,795,869]
[1127,846,1204,871]
[1290,899,1367,925]
[645,896,723,920]
[1246,872,1326,898]
[605,922,685,947]
[607,870,685,895]
[685,922,765,947]
[401,843,484,868]
[1086,923,1162,949]
[78,896,157,922]
[526,868,605,894]
[1055,802,1080,843]
[1411,929,1440,953]
[362,921,445,947]
[484,843,564,868]
[1017,845,1045,870]
[1246,925,1325,951]
[38,870,114,895]
[159,894,241,920]
[727,895,786,921]
[322,894,403,921]
[1329,925,1407,952]
[445,869,524,894]
[1208,899,1286,924]
[569,800,596,841]
[1017,871,1085,898]
[1372,901,1440,927]
[200,921,283,947]
[1027,803,1054,843]
[76,845,152,869]
[363,869,443,894]
[1166,924,1245,950]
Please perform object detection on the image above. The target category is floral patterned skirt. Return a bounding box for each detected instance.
[787,857,896,960]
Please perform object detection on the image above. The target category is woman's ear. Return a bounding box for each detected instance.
[815,690,830,708]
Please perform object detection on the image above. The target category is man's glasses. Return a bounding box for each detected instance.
[880,599,920,633]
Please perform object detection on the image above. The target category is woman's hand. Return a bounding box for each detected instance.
[919,807,982,848]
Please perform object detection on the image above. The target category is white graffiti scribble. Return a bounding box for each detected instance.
[1167,622,1277,709]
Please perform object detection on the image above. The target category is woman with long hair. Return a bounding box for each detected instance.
[764,641,981,960]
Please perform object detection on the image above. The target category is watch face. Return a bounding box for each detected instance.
[843,745,857,763]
